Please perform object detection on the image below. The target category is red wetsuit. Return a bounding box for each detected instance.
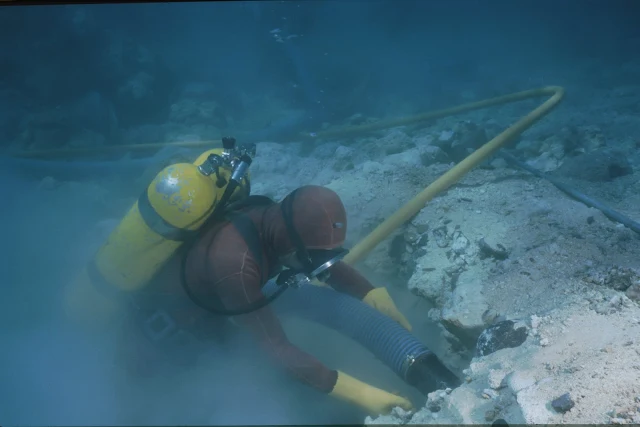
[183,186,375,392]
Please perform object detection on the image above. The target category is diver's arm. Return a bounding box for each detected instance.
[214,264,414,415]
[216,272,413,415]
[214,270,339,392]
[324,261,375,300]
[325,262,412,331]
[215,270,414,415]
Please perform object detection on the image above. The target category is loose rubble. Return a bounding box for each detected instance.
[366,303,640,425]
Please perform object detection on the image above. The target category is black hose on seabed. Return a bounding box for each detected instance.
[500,151,640,235]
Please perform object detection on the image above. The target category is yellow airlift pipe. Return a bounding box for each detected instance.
[11,86,565,265]
[342,86,565,264]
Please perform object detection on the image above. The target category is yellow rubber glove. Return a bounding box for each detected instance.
[310,277,329,287]
[330,370,414,416]
[363,287,412,331]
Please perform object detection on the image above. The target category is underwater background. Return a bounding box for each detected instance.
[1,1,640,425]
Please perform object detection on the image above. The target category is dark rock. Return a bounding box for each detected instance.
[485,409,497,421]
[554,149,633,182]
[442,318,485,350]
[420,145,449,166]
[434,121,489,163]
[475,320,528,357]
[426,399,442,412]
[388,234,406,263]
[478,238,509,261]
[551,393,575,413]
[599,267,640,292]
[626,283,640,303]
[414,248,427,258]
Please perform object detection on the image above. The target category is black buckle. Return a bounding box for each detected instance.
[142,310,177,342]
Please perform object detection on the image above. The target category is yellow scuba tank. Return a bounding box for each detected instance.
[63,137,254,328]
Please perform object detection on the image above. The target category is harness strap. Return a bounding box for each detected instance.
[179,195,276,314]
[137,187,200,241]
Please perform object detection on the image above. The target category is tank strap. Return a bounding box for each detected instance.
[223,194,275,214]
[137,189,200,242]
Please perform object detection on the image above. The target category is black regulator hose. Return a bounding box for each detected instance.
[500,151,640,235]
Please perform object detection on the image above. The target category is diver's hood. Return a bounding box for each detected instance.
[273,186,350,287]
[264,185,348,258]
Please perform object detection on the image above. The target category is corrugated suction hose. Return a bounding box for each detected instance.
[266,279,461,394]
[279,87,566,395]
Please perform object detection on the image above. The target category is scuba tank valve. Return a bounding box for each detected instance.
[196,136,255,191]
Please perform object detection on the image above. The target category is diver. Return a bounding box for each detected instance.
[118,184,415,416]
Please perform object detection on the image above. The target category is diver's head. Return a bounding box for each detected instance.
[268,185,349,281]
